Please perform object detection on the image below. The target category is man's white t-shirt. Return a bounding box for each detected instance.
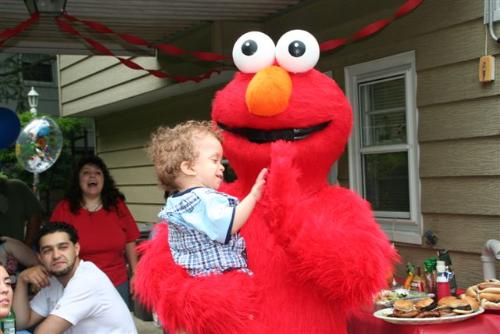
[30,260,137,334]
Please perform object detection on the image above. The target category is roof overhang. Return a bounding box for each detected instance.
[0,0,302,55]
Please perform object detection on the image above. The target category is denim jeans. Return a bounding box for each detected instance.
[115,280,131,310]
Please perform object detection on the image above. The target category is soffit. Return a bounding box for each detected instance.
[0,0,302,55]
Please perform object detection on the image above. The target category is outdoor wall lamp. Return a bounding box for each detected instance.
[24,0,67,15]
[27,86,39,116]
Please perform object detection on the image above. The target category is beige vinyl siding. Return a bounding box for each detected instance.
[263,0,500,285]
[420,139,500,177]
[421,178,500,215]
[419,97,500,142]
[423,214,500,254]
[59,54,167,116]
[126,204,163,225]
[58,23,226,117]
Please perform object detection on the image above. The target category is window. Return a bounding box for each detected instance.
[344,51,421,244]
[22,54,54,83]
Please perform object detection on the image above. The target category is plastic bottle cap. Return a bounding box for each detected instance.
[436,260,446,272]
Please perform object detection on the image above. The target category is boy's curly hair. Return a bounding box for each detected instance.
[147,120,222,192]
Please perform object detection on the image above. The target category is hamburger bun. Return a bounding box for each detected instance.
[438,307,455,317]
[465,280,500,311]
[479,292,500,303]
[437,296,478,314]
[462,295,480,311]
[394,299,416,312]
[415,298,436,312]
[478,287,500,294]
[481,299,500,310]
[465,285,478,299]
[478,280,500,290]
[437,296,462,308]
[416,310,440,318]
[454,295,479,314]
[392,300,419,318]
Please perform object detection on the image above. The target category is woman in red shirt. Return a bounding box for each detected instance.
[50,155,139,308]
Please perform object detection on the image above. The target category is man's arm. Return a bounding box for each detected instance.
[13,266,49,329]
[33,315,72,334]
[25,213,42,247]
[2,236,39,267]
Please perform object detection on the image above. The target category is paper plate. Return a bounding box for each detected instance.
[373,307,484,325]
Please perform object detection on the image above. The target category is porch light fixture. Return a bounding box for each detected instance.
[27,86,39,116]
[24,0,67,15]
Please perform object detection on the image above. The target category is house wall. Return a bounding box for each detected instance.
[58,54,167,117]
[59,0,500,285]
[261,0,500,286]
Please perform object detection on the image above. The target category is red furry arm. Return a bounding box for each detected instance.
[265,142,399,310]
[133,224,260,334]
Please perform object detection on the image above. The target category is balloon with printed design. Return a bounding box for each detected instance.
[15,116,63,173]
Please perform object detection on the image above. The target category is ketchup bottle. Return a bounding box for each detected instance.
[436,260,451,300]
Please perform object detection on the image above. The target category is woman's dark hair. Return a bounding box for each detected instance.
[35,222,79,252]
[66,155,125,214]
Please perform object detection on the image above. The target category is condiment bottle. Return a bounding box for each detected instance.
[436,260,451,300]
[403,263,415,289]
[438,249,457,295]
[423,257,437,295]
[0,310,16,334]
[410,266,426,292]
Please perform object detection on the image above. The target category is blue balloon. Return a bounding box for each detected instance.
[0,107,21,149]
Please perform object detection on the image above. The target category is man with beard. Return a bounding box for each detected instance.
[12,222,137,334]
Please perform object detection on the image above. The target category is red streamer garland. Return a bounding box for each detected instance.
[0,13,39,47]
[0,0,423,83]
[54,15,221,83]
[320,0,423,52]
[61,12,226,62]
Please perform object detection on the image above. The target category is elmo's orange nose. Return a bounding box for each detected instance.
[245,66,292,117]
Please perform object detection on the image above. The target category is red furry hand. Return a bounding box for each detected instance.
[265,141,301,231]
[269,140,301,188]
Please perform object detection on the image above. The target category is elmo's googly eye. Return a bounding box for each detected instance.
[275,30,319,73]
[232,31,275,73]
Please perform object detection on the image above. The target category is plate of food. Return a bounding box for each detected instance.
[373,296,484,325]
[465,279,500,311]
[374,288,434,309]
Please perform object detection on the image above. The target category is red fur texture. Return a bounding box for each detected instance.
[134,225,262,334]
[134,66,399,333]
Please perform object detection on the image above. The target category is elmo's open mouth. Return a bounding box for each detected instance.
[217,121,330,143]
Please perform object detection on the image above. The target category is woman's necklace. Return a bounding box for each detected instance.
[83,201,102,212]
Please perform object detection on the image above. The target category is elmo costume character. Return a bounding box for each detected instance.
[134,30,398,334]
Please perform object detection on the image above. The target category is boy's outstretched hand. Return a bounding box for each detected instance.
[250,168,268,201]
[232,168,268,234]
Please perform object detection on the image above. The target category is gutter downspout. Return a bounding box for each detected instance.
[481,239,500,280]
[488,0,500,42]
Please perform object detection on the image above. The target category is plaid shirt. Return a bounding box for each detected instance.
[159,187,251,276]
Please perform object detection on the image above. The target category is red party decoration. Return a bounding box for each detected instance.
[0,0,424,82]
[0,13,39,47]
[319,0,423,52]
